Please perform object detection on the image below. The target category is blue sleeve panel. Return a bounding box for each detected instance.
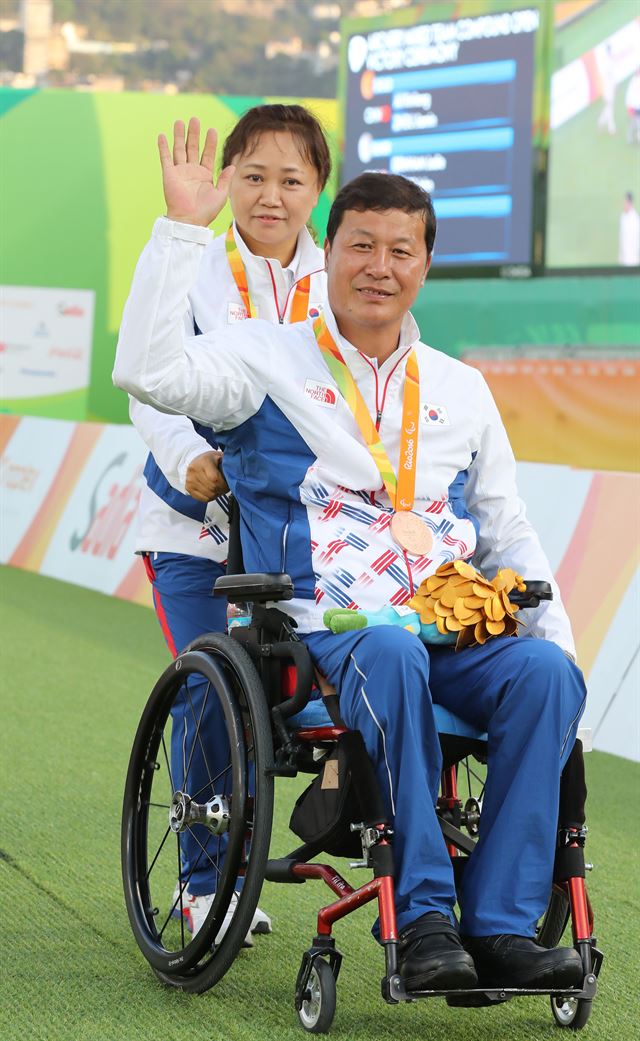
[142,418,221,523]
[217,397,318,600]
[447,452,480,538]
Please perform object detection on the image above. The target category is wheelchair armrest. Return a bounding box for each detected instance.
[214,572,294,604]
[510,581,553,610]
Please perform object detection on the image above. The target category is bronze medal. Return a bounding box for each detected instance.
[390,511,433,556]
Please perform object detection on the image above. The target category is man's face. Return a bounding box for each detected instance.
[324,208,431,341]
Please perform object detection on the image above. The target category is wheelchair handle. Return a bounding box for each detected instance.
[510,581,553,610]
[268,641,315,721]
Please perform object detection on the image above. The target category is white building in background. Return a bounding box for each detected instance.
[20,0,52,78]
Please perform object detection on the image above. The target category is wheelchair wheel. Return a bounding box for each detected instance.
[537,885,570,948]
[121,636,274,993]
[550,994,592,1030]
[297,958,337,1034]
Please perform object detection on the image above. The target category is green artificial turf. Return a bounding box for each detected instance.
[1,565,638,1040]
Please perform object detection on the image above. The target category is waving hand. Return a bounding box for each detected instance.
[158,117,236,227]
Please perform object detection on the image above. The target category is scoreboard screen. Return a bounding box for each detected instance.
[341,7,544,269]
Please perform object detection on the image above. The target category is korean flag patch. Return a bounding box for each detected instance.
[423,403,450,426]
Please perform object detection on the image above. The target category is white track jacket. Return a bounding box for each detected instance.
[115,218,576,655]
[130,222,326,559]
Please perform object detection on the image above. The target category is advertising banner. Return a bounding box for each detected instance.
[464,353,640,471]
[39,423,146,597]
[0,415,637,759]
[1,415,151,607]
[0,415,76,560]
[0,284,95,414]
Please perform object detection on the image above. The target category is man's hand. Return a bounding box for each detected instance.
[158,118,236,228]
[185,450,229,502]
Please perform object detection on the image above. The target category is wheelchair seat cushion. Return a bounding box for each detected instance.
[433,705,487,742]
[288,699,487,743]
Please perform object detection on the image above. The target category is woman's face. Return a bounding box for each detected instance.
[229,131,321,264]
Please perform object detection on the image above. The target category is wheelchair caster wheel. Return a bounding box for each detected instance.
[297,958,336,1034]
[550,994,592,1029]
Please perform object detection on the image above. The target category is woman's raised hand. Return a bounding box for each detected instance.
[158,117,236,227]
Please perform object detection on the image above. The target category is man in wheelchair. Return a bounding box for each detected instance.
[114,119,587,996]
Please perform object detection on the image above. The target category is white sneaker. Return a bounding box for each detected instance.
[171,884,256,947]
[251,904,273,935]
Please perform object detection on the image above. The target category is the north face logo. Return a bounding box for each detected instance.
[304,379,337,408]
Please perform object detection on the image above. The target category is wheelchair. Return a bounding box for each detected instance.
[121,569,602,1033]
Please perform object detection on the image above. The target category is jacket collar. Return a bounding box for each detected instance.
[322,304,421,363]
[232,221,323,281]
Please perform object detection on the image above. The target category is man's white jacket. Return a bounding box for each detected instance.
[129,221,326,559]
[115,217,576,656]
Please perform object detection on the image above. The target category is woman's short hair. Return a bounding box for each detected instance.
[222,104,331,190]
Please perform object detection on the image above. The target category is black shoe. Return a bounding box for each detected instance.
[463,934,583,989]
[398,912,478,992]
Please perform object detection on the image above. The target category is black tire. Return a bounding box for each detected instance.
[550,995,593,1030]
[121,636,273,992]
[537,885,571,949]
[157,634,275,993]
[297,959,337,1034]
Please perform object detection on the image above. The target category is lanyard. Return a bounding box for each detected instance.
[225,226,311,323]
[313,314,420,511]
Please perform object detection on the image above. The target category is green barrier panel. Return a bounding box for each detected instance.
[412,274,640,357]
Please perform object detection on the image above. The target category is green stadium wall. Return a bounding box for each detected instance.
[1,87,638,428]
[0,88,338,423]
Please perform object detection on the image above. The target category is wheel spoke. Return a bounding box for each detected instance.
[176,831,186,949]
[185,824,224,878]
[190,759,233,802]
[157,843,206,942]
[182,679,213,794]
[145,825,173,882]
[161,731,174,798]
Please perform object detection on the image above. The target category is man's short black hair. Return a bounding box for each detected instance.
[326,172,436,256]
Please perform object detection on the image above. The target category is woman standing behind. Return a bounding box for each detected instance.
[128,105,331,941]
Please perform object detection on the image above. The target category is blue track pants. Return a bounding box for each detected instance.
[144,552,228,896]
[302,627,586,937]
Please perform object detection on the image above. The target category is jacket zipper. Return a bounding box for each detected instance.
[264,260,325,324]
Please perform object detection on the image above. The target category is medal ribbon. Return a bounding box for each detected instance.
[225,226,311,323]
[313,314,420,511]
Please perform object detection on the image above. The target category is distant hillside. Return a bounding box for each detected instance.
[2,0,411,96]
